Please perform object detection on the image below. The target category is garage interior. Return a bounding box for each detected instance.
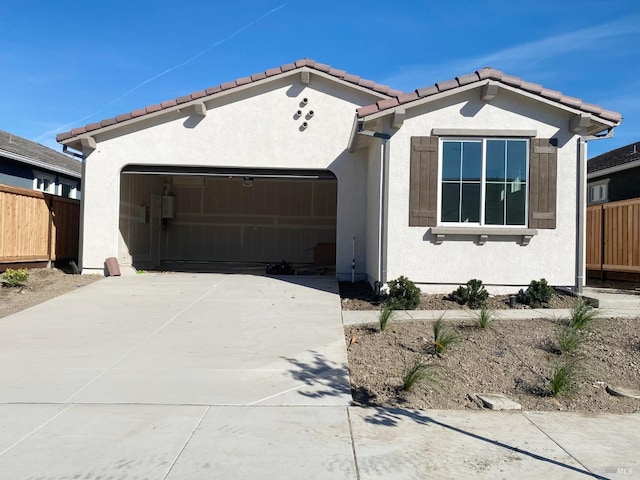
[118,167,337,274]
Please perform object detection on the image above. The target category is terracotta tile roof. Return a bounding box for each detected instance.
[0,129,81,176]
[356,67,622,125]
[588,141,640,174]
[56,59,403,142]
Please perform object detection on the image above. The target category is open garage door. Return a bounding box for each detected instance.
[119,167,337,272]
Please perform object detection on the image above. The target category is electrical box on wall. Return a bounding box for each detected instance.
[161,196,175,219]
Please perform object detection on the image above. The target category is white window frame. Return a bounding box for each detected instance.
[58,178,78,199]
[588,179,609,204]
[33,171,56,194]
[437,137,530,228]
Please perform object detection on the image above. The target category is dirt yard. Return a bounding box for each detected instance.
[2,270,638,413]
[0,268,102,319]
[341,282,640,413]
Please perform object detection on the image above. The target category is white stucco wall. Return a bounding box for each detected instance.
[365,142,382,287]
[384,89,580,292]
[80,74,378,276]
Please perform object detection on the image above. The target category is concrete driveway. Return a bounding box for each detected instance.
[0,273,638,479]
[0,273,350,406]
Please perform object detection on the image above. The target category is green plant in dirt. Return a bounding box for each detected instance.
[549,359,582,396]
[1,268,29,287]
[383,276,421,310]
[401,356,438,392]
[378,304,395,332]
[432,316,458,355]
[450,279,488,309]
[517,278,555,308]
[474,307,495,329]
[568,299,597,330]
[555,325,587,353]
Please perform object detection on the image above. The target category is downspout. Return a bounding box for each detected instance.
[575,138,587,293]
[378,137,390,293]
[575,128,614,293]
[62,143,88,273]
[356,128,391,295]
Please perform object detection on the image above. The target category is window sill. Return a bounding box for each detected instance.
[430,227,538,246]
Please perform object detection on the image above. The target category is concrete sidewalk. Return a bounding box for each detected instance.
[342,287,640,325]
[0,273,637,479]
[1,405,637,479]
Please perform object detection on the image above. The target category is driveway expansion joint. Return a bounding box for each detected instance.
[522,411,596,477]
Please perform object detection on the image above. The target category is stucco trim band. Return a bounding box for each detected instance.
[429,227,538,246]
[431,129,537,138]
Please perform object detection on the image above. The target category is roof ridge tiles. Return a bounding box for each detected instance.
[56,62,622,143]
[56,58,401,142]
[355,66,622,125]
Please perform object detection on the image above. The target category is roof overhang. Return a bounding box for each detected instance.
[587,158,640,179]
[356,80,619,139]
[0,148,80,178]
[58,66,393,153]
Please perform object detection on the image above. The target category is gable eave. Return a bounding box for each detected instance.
[0,147,81,179]
[57,62,398,147]
[358,79,620,134]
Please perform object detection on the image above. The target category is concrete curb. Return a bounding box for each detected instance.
[342,307,639,326]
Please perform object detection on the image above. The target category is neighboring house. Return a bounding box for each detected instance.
[587,141,640,204]
[0,130,82,199]
[56,59,620,291]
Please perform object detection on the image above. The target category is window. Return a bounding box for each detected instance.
[33,172,56,194]
[409,135,556,232]
[439,138,528,226]
[588,180,608,204]
[58,179,78,199]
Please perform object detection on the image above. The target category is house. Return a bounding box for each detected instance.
[0,130,82,199]
[56,59,621,292]
[587,141,640,204]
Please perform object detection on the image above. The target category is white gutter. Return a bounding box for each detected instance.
[587,158,640,179]
[576,138,587,293]
[0,148,81,179]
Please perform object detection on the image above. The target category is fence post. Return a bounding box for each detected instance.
[600,204,605,280]
[46,195,53,268]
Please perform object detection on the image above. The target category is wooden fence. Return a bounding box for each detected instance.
[0,184,80,266]
[587,197,640,275]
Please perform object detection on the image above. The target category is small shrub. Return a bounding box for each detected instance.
[450,279,488,309]
[475,307,495,329]
[549,359,582,396]
[378,304,395,332]
[2,268,29,287]
[556,326,587,353]
[517,278,555,308]
[432,316,458,355]
[401,357,437,392]
[568,299,597,330]
[384,276,421,310]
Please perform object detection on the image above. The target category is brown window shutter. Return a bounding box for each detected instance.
[409,136,438,226]
[529,138,558,229]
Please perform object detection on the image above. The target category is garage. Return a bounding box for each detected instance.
[118,166,337,273]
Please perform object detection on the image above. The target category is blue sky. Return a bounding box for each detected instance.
[1,0,638,158]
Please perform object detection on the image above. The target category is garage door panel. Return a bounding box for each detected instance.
[175,187,202,214]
